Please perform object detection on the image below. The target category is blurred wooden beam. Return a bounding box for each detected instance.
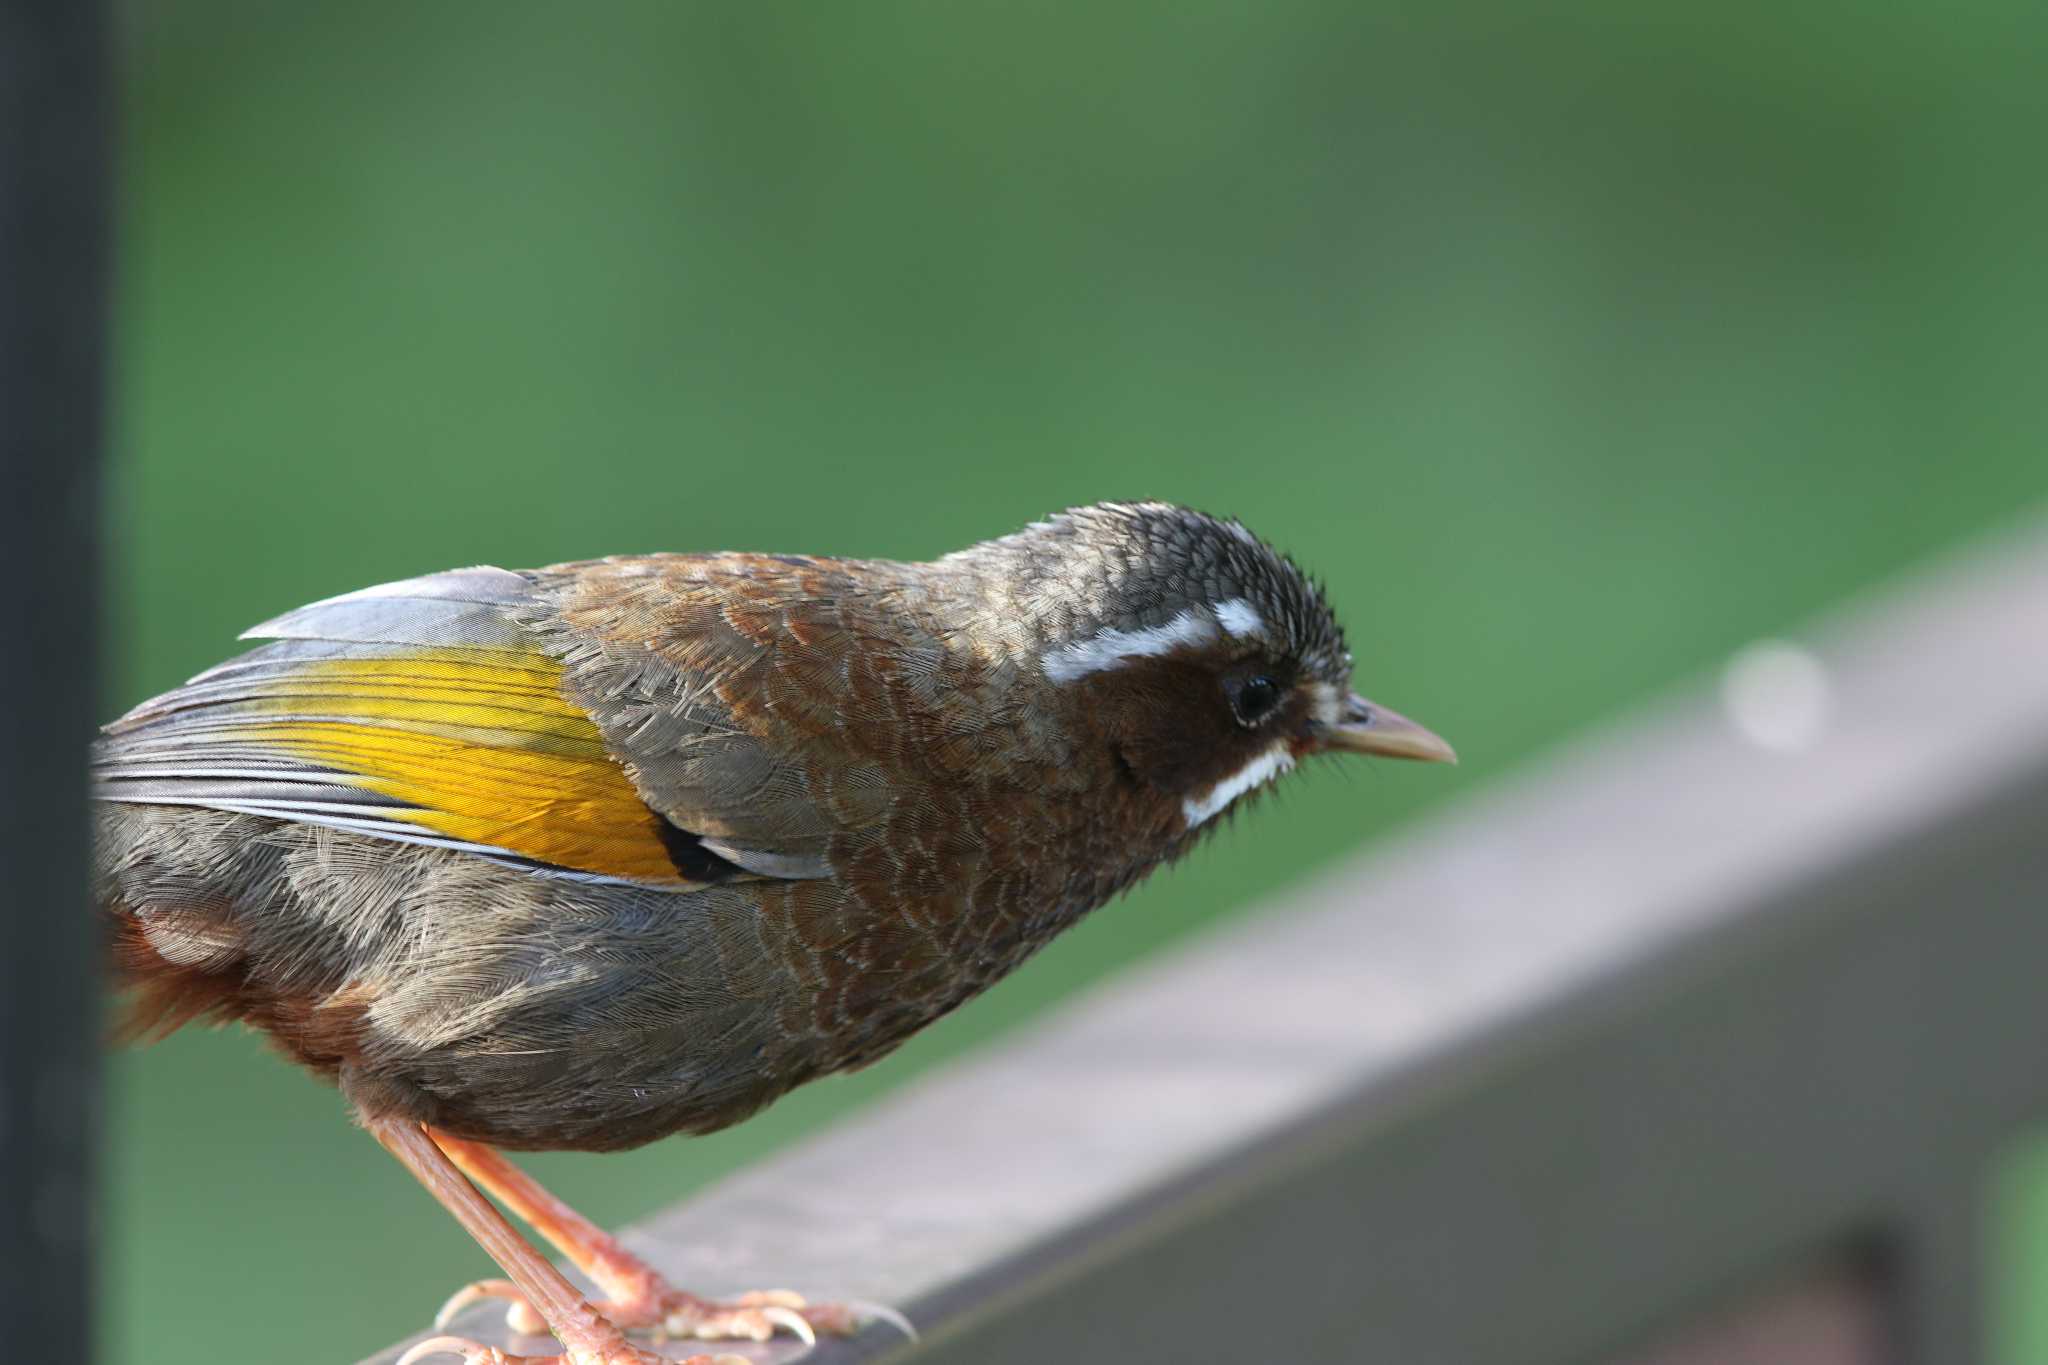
[0,0,109,1350]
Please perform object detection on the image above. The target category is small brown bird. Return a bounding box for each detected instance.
[94,502,1453,1365]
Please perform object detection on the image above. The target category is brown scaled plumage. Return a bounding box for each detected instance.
[94,502,1454,1365]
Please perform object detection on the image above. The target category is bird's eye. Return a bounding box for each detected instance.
[1232,674,1282,726]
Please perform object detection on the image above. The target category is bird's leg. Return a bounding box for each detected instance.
[426,1129,866,1345]
[364,1112,696,1365]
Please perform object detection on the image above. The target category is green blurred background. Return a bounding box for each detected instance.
[109,3,2047,1362]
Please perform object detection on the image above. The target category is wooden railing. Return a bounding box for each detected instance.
[361,514,2048,1365]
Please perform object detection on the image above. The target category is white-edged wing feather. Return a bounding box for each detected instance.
[95,567,719,889]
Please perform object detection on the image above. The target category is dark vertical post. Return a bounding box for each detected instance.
[0,0,110,1352]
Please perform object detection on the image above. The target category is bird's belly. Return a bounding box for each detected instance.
[98,804,1104,1151]
[98,807,857,1150]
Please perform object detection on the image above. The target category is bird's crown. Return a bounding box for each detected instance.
[941,501,1348,680]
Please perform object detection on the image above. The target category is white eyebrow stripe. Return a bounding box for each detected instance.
[1183,743,1295,827]
[1040,607,1218,683]
[1213,598,1263,638]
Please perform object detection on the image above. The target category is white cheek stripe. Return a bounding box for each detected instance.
[1214,598,1263,638]
[1183,744,1295,827]
[1041,607,1218,683]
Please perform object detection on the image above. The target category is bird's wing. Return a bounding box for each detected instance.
[517,553,913,882]
[93,567,761,891]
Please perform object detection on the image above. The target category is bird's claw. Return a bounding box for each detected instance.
[399,1330,747,1365]
[399,1337,510,1365]
[655,1292,814,1345]
[433,1275,888,1349]
[837,1298,919,1345]
[436,1280,528,1331]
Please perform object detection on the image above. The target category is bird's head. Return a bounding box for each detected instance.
[950,502,1454,837]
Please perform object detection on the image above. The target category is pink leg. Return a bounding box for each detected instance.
[365,1112,739,1365]
[427,1129,866,1345]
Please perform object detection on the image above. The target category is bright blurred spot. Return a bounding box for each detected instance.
[1721,640,1833,753]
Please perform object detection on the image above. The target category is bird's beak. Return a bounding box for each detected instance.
[1318,692,1457,764]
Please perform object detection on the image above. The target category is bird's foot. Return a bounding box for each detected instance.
[397,1331,750,1364]
[436,1275,893,1348]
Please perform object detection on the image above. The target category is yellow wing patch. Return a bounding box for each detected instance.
[211,650,692,886]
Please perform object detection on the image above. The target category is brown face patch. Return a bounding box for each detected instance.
[1070,650,1311,804]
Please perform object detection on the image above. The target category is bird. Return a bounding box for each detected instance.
[93,501,1454,1365]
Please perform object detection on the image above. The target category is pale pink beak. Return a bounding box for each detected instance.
[1319,692,1456,764]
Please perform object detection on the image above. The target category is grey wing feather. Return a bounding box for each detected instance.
[241,566,538,649]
